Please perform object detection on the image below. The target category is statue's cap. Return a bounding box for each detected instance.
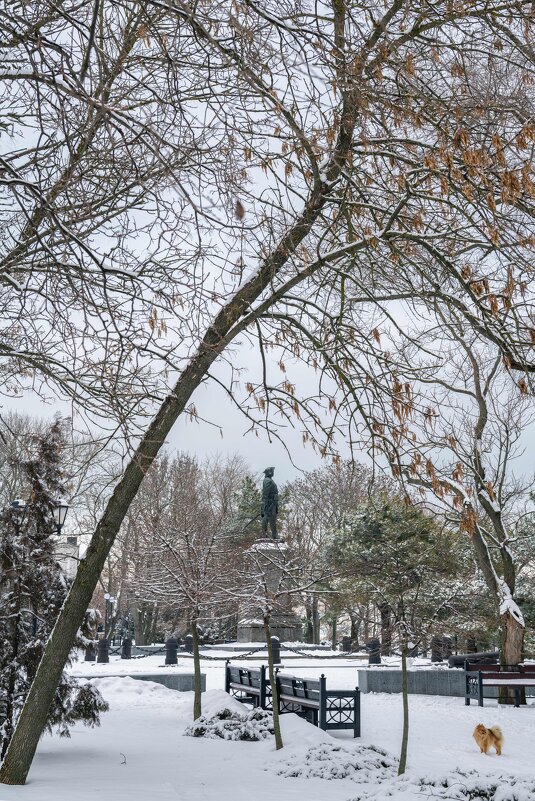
[264,466,275,474]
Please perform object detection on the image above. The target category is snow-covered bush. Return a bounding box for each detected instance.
[185,706,274,741]
[273,742,397,783]
[350,769,535,801]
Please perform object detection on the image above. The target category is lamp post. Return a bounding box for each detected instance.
[52,500,70,535]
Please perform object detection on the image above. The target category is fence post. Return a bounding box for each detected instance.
[97,637,109,664]
[165,637,178,665]
[367,638,381,665]
[271,636,281,666]
[121,637,132,660]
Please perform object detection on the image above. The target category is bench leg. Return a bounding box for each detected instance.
[354,692,361,738]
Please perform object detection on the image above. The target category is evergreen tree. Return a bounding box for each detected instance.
[226,476,263,545]
[0,421,107,758]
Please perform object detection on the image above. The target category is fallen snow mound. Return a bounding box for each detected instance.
[184,705,275,741]
[88,676,180,709]
[350,769,535,801]
[272,742,397,783]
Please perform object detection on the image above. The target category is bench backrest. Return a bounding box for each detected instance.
[466,662,535,674]
[228,665,262,687]
[277,674,320,701]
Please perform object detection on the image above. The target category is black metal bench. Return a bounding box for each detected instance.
[464,662,535,707]
[224,663,360,737]
[225,663,271,709]
[277,673,360,737]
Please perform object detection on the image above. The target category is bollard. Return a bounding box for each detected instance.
[271,636,281,665]
[342,635,352,653]
[84,642,96,662]
[97,637,109,664]
[121,637,132,660]
[166,637,179,664]
[184,634,194,654]
[366,638,381,665]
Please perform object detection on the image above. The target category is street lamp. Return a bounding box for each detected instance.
[52,500,70,535]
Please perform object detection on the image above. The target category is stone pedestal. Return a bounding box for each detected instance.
[236,539,302,643]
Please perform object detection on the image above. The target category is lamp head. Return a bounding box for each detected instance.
[52,500,70,533]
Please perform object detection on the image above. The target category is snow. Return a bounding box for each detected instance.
[2,661,535,801]
[497,579,525,627]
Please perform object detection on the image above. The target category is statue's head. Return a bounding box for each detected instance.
[264,466,275,477]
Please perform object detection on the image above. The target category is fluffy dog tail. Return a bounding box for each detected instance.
[489,725,503,745]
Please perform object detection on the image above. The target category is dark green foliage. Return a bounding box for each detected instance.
[227,476,263,544]
[0,421,107,758]
[325,499,473,645]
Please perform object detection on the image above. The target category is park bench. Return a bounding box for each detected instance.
[225,664,271,709]
[224,663,360,737]
[276,673,360,737]
[464,662,535,707]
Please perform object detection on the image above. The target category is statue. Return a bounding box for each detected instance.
[261,467,278,539]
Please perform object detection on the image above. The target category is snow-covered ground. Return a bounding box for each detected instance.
[2,661,535,801]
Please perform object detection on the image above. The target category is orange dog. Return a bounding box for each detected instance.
[473,724,503,755]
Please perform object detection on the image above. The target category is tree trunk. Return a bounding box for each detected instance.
[150,605,159,645]
[499,611,526,705]
[362,603,370,643]
[303,597,313,644]
[132,607,144,646]
[398,645,409,776]
[331,616,337,650]
[379,603,392,656]
[312,596,320,644]
[263,616,283,750]
[349,612,360,650]
[191,619,202,720]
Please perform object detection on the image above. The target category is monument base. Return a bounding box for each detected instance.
[236,537,303,644]
[237,615,303,644]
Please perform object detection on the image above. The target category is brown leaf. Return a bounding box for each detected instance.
[234,199,245,220]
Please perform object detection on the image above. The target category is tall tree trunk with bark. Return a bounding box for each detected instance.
[312,596,320,645]
[349,612,360,650]
[398,643,409,776]
[191,618,202,720]
[379,603,392,656]
[303,597,314,644]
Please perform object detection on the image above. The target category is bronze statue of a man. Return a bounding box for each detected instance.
[261,467,278,539]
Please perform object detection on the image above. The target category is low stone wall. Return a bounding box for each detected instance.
[131,673,206,692]
[357,668,535,698]
[79,673,206,692]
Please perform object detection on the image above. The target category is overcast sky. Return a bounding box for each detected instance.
[4,332,533,491]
